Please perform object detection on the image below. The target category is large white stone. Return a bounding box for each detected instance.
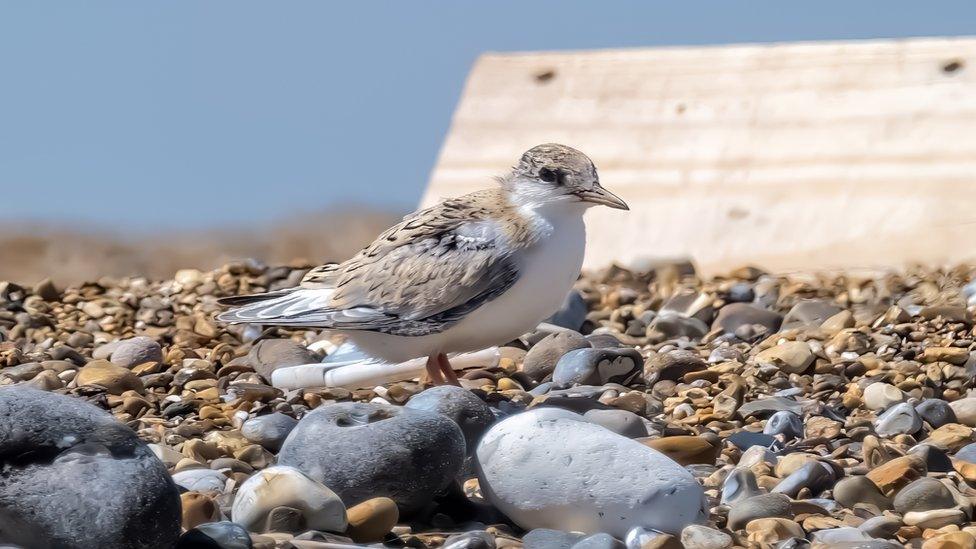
[231,465,347,533]
[950,398,976,427]
[476,408,707,537]
[862,383,905,411]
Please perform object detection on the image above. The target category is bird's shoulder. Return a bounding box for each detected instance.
[300,188,537,289]
[353,188,544,262]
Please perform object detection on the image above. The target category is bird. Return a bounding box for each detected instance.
[217,143,628,385]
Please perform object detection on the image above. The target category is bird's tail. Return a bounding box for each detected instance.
[216,288,338,326]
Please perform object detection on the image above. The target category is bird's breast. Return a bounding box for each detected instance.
[506,207,587,323]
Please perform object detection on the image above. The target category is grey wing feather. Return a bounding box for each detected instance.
[218,196,524,336]
[327,216,522,333]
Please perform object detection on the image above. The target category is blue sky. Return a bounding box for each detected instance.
[2,2,974,231]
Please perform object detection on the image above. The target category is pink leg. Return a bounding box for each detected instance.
[424,355,445,386]
[437,352,461,386]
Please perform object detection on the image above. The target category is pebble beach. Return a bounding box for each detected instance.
[5,260,976,548]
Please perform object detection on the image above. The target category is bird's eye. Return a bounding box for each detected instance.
[538,168,558,183]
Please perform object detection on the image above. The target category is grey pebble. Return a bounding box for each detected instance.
[405,385,495,454]
[721,467,761,505]
[278,402,464,513]
[109,336,163,368]
[241,412,299,452]
[772,461,833,498]
[552,347,642,388]
[831,476,891,511]
[857,516,903,539]
[546,290,588,332]
[0,387,180,549]
[892,477,956,514]
[247,339,317,380]
[874,402,921,437]
[727,492,792,530]
[582,409,649,438]
[915,399,957,428]
[763,410,804,440]
[522,331,590,382]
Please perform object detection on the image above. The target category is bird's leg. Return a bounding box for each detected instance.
[424,354,445,386]
[436,352,461,386]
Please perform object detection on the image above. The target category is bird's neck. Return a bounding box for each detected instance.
[517,199,588,245]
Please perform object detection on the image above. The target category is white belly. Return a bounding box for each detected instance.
[347,205,587,363]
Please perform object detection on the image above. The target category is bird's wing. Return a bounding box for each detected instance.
[218,190,529,336]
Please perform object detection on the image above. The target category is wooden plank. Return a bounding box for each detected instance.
[422,37,976,274]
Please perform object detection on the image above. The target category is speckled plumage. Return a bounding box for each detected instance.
[218,144,627,363]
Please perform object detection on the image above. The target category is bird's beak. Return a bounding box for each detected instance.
[577,185,629,210]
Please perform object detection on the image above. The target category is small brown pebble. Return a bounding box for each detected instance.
[867,453,927,496]
[345,497,399,543]
[641,435,719,466]
[181,491,220,530]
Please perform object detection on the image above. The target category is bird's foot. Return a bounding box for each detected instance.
[424,355,446,386]
[436,352,461,387]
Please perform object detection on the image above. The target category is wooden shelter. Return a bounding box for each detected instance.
[422,37,976,274]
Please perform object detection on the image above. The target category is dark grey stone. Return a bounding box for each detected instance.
[737,397,805,418]
[523,529,585,549]
[725,431,781,452]
[0,362,42,382]
[547,291,588,331]
[643,349,706,383]
[727,492,792,530]
[585,333,623,349]
[0,387,181,549]
[646,311,709,341]
[721,467,761,505]
[247,339,317,380]
[582,409,648,438]
[406,386,495,454]
[772,461,833,498]
[915,399,957,428]
[831,476,891,511]
[857,516,902,540]
[241,412,298,452]
[552,348,643,388]
[727,283,755,303]
[278,402,465,514]
[763,410,804,440]
[522,331,590,382]
[874,402,921,438]
[533,395,611,415]
[711,303,783,336]
[177,521,253,549]
[909,444,953,473]
[892,478,956,514]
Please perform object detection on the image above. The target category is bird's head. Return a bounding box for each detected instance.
[503,143,629,211]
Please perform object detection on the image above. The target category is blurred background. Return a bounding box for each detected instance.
[2,2,976,284]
